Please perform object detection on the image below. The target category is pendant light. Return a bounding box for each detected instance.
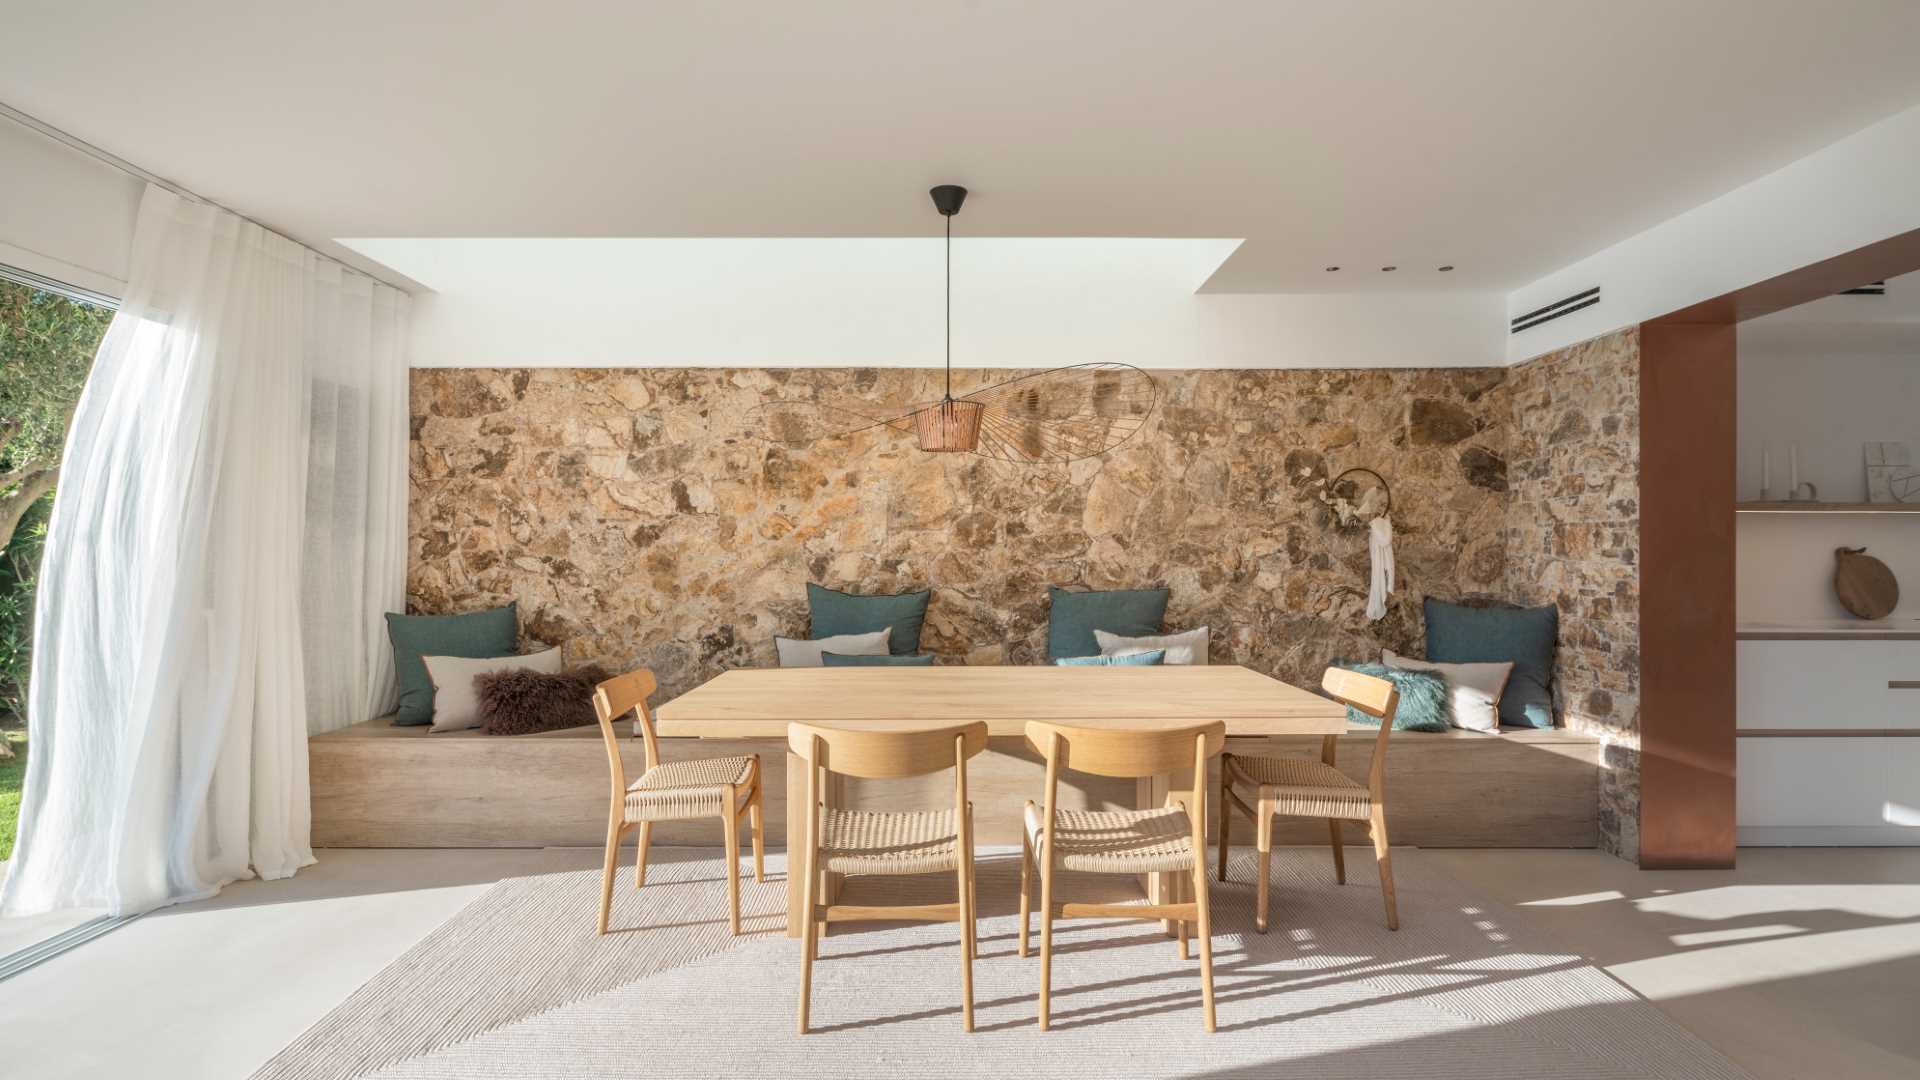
[749,185,1158,464]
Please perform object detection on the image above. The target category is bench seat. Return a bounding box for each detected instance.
[309,718,1601,849]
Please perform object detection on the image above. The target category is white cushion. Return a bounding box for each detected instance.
[1096,626,1210,666]
[1382,648,1511,733]
[776,627,891,668]
[422,647,565,733]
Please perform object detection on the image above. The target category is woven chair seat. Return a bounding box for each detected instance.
[1224,754,1373,820]
[1024,803,1196,874]
[819,808,960,876]
[623,756,756,823]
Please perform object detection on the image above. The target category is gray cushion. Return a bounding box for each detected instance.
[807,583,930,655]
[385,603,519,727]
[1046,586,1169,660]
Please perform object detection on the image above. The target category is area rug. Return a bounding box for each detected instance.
[255,848,1752,1079]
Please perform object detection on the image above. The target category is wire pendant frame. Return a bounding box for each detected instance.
[745,184,1158,464]
[749,361,1158,465]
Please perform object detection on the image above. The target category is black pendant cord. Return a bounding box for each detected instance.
[944,212,953,402]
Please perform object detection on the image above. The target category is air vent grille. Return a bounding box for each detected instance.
[1510,286,1599,334]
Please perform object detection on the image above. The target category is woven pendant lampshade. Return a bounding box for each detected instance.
[913,398,984,452]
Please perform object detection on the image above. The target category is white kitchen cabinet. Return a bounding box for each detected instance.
[1736,637,1920,845]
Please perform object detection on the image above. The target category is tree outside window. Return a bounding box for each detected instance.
[0,274,112,855]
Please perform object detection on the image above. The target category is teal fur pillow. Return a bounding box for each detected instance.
[1333,662,1450,732]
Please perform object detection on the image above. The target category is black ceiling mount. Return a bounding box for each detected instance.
[930,184,968,217]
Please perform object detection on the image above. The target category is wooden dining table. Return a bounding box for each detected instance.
[655,664,1347,935]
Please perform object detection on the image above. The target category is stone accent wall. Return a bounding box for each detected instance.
[1502,328,1642,859]
[407,367,1513,704]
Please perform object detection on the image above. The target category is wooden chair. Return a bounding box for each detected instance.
[1216,666,1401,933]
[1020,720,1227,1033]
[791,720,988,1035]
[592,669,765,936]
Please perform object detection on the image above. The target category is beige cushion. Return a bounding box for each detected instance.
[775,627,890,667]
[422,647,564,733]
[1382,648,1511,733]
[1095,626,1211,666]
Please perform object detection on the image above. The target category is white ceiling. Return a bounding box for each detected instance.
[5,1,1920,294]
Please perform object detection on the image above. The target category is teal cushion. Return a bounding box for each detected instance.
[1424,598,1558,728]
[385,603,519,726]
[807,583,930,655]
[1046,586,1169,660]
[821,652,937,667]
[1055,649,1166,667]
[1333,662,1450,732]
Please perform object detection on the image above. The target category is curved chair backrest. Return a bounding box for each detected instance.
[1320,666,1400,794]
[788,721,990,780]
[1022,721,1226,779]
[593,669,660,800]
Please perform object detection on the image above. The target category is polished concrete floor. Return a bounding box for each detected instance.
[2,846,1916,1080]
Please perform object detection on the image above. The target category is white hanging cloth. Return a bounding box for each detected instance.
[1366,514,1395,622]
[1,185,409,917]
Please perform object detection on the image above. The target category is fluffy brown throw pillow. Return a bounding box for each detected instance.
[476,664,610,736]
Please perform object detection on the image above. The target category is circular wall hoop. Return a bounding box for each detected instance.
[1328,466,1393,517]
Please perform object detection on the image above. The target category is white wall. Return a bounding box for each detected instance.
[1736,340,1920,622]
[1508,101,1920,364]
[0,112,141,297]
[347,237,1507,370]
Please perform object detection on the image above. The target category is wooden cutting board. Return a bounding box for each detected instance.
[1834,547,1899,620]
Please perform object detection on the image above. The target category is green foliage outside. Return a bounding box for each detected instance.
[0,276,111,857]
[0,728,23,861]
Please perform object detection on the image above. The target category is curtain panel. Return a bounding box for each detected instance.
[1,186,409,917]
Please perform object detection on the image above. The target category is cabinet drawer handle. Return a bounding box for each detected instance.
[1893,681,1920,690]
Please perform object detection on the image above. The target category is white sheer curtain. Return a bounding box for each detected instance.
[1,186,409,917]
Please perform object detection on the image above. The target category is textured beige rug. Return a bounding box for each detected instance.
[256,848,1751,1079]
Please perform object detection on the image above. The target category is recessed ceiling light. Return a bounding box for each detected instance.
[1438,265,1455,272]
[1381,266,1397,272]
[1325,265,1340,272]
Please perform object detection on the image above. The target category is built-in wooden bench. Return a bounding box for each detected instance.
[310,719,1601,849]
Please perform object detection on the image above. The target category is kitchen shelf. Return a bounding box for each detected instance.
[1735,501,1920,514]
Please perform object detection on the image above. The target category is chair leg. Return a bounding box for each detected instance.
[633,822,652,889]
[957,851,975,1032]
[1177,895,1190,961]
[1192,858,1217,1033]
[749,782,767,883]
[797,828,819,1034]
[970,871,979,961]
[1370,804,1399,931]
[1018,824,1033,958]
[597,817,622,936]
[722,797,742,936]
[1038,855,1055,1032]
[1328,818,1347,885]
[1216,768,1231,882]
[814,866,829,958]
[1255,797,1273,934]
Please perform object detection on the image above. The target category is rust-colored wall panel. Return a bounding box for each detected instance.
[1636,321,1737,868]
